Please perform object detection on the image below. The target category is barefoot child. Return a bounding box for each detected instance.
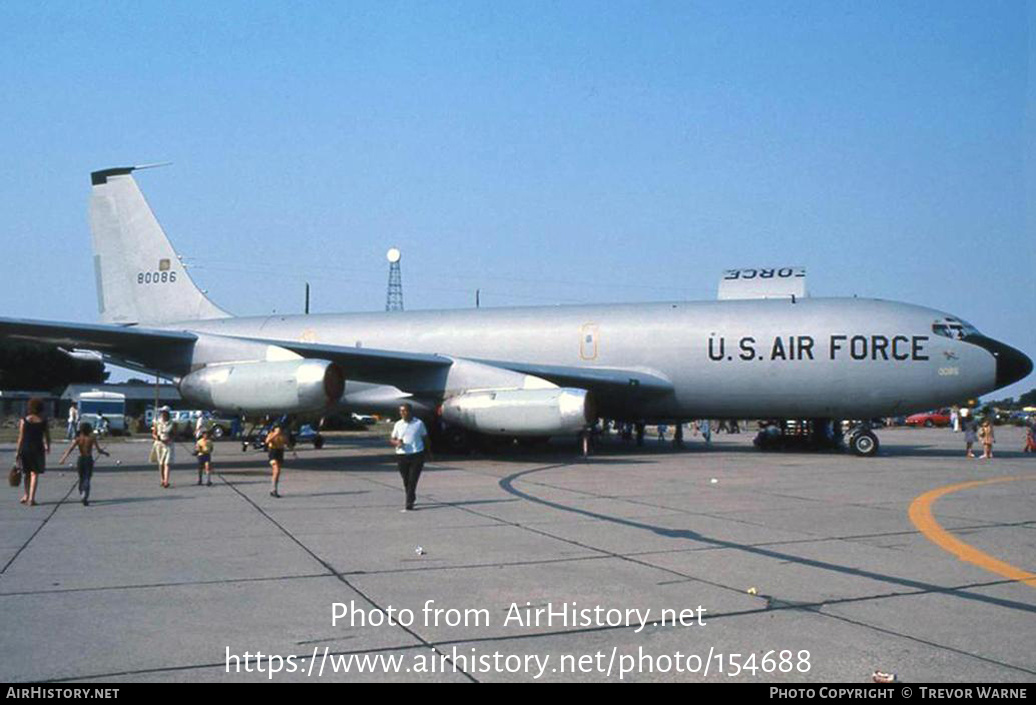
[59,422,109,506]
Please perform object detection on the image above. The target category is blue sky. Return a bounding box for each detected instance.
[1,1,1033,398]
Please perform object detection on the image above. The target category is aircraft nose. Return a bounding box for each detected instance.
[998,343,1034,388]
[966,335,1033,388]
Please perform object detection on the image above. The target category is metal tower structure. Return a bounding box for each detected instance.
[385,247,404,311]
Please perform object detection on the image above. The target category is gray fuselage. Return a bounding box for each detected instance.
[172,297,1000,421]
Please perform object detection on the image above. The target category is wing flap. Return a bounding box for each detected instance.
[227,337,451,387]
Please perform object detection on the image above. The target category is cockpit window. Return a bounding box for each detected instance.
[932,317,979,340]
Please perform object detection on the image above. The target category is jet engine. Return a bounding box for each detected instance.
[440,388,594,436]
[179,359,345,414]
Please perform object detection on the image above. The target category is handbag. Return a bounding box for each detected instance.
[8,462,22,488]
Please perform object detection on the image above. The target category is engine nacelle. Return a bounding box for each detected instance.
[440,388,594,436]
[179,359,345,414]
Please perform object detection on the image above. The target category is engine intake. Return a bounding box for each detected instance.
[179,359,344,413]
[441,388,594,436]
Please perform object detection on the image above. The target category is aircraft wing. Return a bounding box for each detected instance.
[240,338,452,382]
[0,317,674,401]
[243,337,673,398]
[473,359,674,397]
[0,316,197,373]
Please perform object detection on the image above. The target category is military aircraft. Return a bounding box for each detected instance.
[0,166,1030,456]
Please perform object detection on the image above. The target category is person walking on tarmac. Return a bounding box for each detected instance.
[961,408,978,458]
[390,404,431,512]
[266,423,288,497]
[978,417,996,459]
[66,403,79,440]
[59,422,108,506]
[16,398,50,506]
[195,430,214,486]
[152,408,175,488]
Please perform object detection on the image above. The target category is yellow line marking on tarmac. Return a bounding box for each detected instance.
[909,475,1036,589]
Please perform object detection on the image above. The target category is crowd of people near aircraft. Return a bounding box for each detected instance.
[8,397,1035,511]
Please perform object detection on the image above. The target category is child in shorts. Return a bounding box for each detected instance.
[265,425,288,498]
[195,430,213,486]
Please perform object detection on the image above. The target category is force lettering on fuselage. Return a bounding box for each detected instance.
[708,335,929,362]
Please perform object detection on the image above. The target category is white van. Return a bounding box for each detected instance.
[78,391,127,434]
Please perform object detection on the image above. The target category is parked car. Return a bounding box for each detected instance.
[1009,410,1035,426]
[905,409,952,428]
[143,409,241,438]
[197,412,241,438]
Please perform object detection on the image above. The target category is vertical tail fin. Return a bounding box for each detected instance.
[89,165,231,326]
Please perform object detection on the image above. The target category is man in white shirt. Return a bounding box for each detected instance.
[67,403,79,439]
[195,411,212,440]
[390,403,431,512]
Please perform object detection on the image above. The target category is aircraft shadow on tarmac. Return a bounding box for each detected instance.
[86,449,656,474]
[594,438,1034,460]
[497,465,1036,616]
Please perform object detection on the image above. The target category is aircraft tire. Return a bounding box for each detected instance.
[313,434,324,450]
[850,430,879,457]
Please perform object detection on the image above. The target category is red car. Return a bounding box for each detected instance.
[905,409,952,428]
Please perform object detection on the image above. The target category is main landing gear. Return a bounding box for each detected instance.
[753,418,880,457]
[847,426,880,457]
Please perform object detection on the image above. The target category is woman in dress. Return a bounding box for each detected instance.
[978,418,995,459]
[152,409,175,488]
[15,398,50,506]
